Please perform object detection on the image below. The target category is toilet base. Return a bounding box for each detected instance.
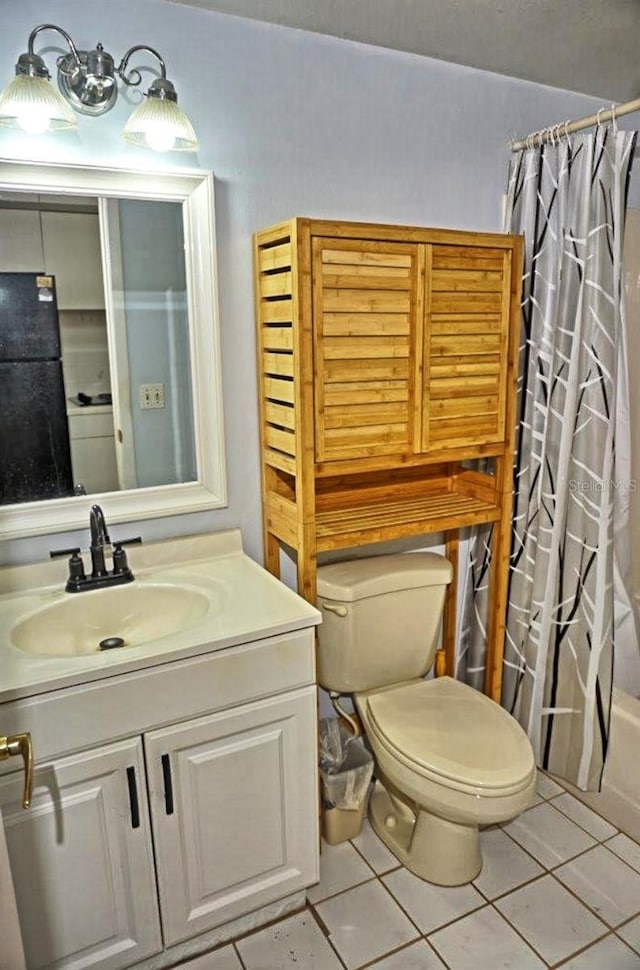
[368,780,482,886]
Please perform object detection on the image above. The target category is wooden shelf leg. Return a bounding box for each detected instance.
[441,531,459,678]
[264,531,281,579]
[296,524,318,603]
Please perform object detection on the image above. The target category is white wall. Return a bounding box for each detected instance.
[0,0,616,567]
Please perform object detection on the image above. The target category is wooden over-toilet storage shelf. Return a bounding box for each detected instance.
[253,219,523,701]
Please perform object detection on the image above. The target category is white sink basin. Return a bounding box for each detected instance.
[11,583,210,657]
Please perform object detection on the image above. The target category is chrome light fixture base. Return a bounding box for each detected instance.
[57,46,118,117]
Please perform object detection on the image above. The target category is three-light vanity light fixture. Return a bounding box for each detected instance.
[0,23,198,152]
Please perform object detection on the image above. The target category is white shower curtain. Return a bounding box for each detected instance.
[458,126,638,790]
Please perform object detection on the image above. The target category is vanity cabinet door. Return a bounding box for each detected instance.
[145,685,319,946]
[0,737,162,970]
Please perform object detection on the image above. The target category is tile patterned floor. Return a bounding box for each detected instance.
[178,770,640,970]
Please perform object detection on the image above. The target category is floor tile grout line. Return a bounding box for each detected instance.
[549,930,622,968]
[548,866,640,932]
[426,898,556,969]
[308,871,378,906]
[347,830,403,879]
[548,790,621,837]
[498,808,619,873]
[306,904,350,969]
[378,869,487,940]
[602,835,640,876]
[473,866,550,905]
[314,867,426,940]
[231,939,248,970]
[490,887,611,968]
[353,935,452,970]
[613,924,640,958]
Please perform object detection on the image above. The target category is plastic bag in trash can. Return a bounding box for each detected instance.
[319,718,374,810]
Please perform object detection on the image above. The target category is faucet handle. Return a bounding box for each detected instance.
[49,546,82,559]
[111,537,142,578]
[113,536,143,548]
[50,547,87,592]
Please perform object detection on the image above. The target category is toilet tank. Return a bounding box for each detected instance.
[316,552,454,693]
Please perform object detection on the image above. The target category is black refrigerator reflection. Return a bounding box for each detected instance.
[0,272,74,504]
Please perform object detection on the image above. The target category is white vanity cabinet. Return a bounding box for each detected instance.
[0,738,162,970]
[0,616,319,970]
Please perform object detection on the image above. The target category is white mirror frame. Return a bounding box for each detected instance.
[0,158,227,540]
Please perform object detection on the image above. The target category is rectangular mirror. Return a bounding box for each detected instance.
[0,159,226,540]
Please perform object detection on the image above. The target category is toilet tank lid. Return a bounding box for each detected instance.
[317,553,453,602]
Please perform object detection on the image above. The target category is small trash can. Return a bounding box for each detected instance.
[319,718,374,844]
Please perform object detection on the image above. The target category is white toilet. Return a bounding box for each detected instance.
[316,552,536,886]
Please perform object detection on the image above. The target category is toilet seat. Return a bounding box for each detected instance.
[364,676,535,798]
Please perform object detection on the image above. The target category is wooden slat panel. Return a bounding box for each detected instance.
[263,351,294,377]
[264,448,296,474]
[429,414,498,433]
[430,335,502,356]
[265,401,295,429]
[431,292,503,312]
[324,422,407,442]
[430,376,501,398]
[323,358,410,382]
[431,269,503,292]
[322,313,410,336]
[431,315,502,335]
[265,426,296,456]
[260,299,293,324]
[322,271,410,289]
[314,237,418,464]
[431,247,504,270]
[315,491,501,546]
[423,244,509,453]
[322,336,410,360]
[260,272,292,298]
[430,359,501,377]
[322,249,412,267]
[429,395,499,418]
[259,242,291,272]
[264,376,294,403]
[322,289,411,313]
[324,403,409,428]
[323,381,408,406]
[262,326,293,351]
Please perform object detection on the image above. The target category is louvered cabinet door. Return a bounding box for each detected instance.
[422,244,512,451]
[312,238,421,463]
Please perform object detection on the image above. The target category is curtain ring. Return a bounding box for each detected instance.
[611,103,618,135]
[563,120,571,142]
[596,107,605,128]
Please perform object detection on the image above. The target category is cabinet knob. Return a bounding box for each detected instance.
[0,733,34,809]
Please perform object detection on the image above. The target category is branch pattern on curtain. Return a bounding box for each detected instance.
[458,127,637,791]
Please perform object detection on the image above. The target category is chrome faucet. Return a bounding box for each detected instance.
[50,505,142,593]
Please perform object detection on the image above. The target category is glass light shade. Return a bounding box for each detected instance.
[0,73,77,133]
[122,96,198,152]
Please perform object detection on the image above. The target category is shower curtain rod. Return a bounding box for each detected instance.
[511,96,640,152]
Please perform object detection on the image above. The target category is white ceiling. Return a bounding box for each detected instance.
[167,0,640,102]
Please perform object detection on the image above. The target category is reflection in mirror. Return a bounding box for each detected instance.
[0,192,196,504]
[0,160,226,540]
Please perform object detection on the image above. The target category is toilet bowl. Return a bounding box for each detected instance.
[316,553,536,886]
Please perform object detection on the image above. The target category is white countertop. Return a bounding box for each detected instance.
[0,530,320,704]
